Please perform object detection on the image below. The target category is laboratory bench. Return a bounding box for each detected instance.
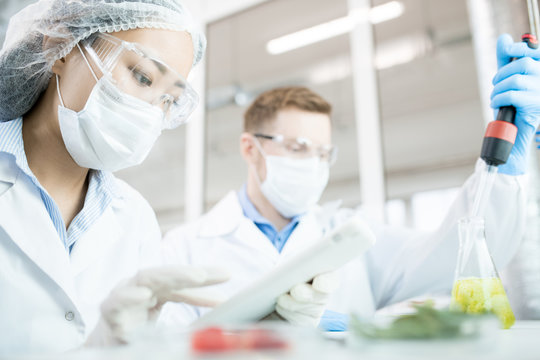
[10,321,540,360]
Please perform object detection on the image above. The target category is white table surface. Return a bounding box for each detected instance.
[11,321,540,360]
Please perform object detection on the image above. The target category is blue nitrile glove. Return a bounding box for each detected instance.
[318,310,349,332]
[490,34,540,175]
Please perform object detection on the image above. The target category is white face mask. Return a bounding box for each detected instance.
[253,140,330,218]
[56,45,163,172]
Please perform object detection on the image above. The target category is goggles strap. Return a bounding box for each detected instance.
[252,136,269,159]
[77,43,99,83]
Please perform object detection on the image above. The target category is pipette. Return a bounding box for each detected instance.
[472,0,540,218]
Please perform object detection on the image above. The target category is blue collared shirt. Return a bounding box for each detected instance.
[0,118,119,252]
[236,185,300,252]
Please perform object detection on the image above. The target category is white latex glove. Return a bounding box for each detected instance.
[86,265,230,346]
[275,272,339,327]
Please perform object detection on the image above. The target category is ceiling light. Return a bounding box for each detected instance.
[266,1,404,55]
[369,1,405,24]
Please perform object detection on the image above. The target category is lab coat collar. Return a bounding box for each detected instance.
[279,199,343,258]
[0,150,123,278]
[197,191,283,259]
[93,170,123,201]
[197,191,244,238]
[196,192,344,255]
[279,209,322,258]
[0,152,19,185]
[0,169,79,306]
[234,215,281,258]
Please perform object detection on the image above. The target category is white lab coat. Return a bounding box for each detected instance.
[159,162,526,327]
[0,152,162,355]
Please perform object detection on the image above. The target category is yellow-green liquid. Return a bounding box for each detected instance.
[450,277,515,329]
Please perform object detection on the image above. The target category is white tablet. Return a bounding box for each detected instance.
[192,214,376,326]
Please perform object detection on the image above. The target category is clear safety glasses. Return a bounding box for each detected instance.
[254,133,338,165]
[81,32,198,129]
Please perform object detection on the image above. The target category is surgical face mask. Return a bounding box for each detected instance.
[56,44,163,172]
[253,139,330,218]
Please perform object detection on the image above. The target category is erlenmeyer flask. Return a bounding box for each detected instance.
[450,217,515,329]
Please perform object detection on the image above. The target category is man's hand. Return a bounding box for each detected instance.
[275,272,338,327]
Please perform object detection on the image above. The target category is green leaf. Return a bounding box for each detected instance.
[351,302,491,340]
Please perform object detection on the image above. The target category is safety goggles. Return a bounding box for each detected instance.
[254,133,338,165]
[81,32,198,129]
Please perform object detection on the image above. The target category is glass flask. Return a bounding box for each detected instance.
[450,217,515,329]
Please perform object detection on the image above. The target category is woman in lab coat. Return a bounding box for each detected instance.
[160,52,540,330]
[0,1,347,354]
[0,0,234,354]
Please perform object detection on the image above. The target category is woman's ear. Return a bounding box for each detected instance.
[43,35,66,76]
[51,57,66,76]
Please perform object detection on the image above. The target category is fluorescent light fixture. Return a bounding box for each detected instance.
[369,1,405,24]
[304,35,429,86]
[266,1,404,55]
[267,16,356,55]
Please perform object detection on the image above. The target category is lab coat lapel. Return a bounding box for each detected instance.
[280,201,343,258]
[69,205,121,276]
[279,211,324,259]
[234,217,280,259]
[198,191,243,238]
[0,172,77,302]
[198,191,280,260]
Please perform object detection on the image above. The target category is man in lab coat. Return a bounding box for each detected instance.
[160,61,536,330]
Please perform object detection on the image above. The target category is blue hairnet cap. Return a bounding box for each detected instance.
[0,0,206,121]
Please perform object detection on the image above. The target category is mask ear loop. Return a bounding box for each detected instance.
[56,43,100,109]
[252,136,268,158]
[56,75,65,108]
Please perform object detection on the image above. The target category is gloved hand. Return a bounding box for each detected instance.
[275,272,338,327]
[490,34,540,175]
[86,265,230,346]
